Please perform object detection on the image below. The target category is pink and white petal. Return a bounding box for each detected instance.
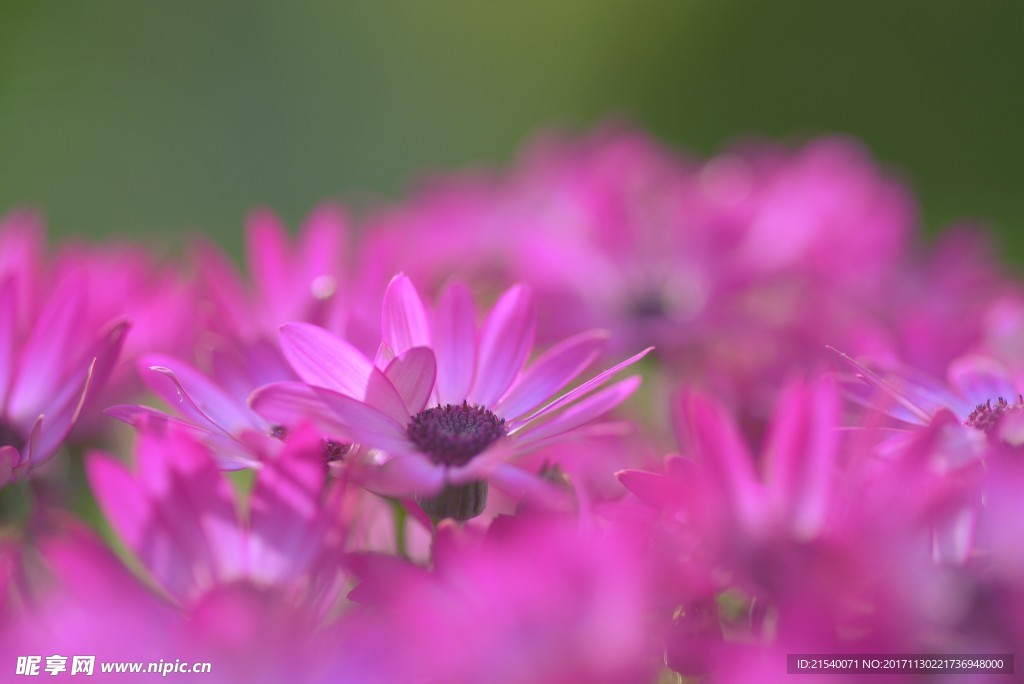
[433,282,477,404]
[27,361,94,463]
[679,391,764,532]
[86,453,200,604]
[82,320,130,400]
[443,440,518,482]
[363,366,413,425]
[468,284,537,407]
[280,322,374,397]
[617,468,683,510]
[486,462,571,510]
[249,381,353,438]
[384,347,437,414]
[248,429,326,583]
[312,387,416,456]
[245,209,292,318]
[359,454,445,497]
[106,404,207,433]
[828,347,935,424]
[0,277,16,407]
[142,355,260,435]
[510,346,653,430]
[512,376,641,447]
[504,420,634,455]
[494,329,608,420]
[8,282,87,417]
[200,432,264,470]
[380,274,432,358]
[149,430,245,588]
[949,355,1018,408]
[189,239,250,334]
[763,378,838,540]
[298,203,347,282]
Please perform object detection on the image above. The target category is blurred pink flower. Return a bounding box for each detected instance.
[344,516,657,684]
[192,203,350,347]
[106,353,283,469]
[0,275,127,488]
[51,241,199,423]
[356,129,917,428]
[86,423,348,613]
[619,378,983,676]
[252,275,650,520]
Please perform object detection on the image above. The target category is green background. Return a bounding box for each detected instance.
[1,1,1021,258]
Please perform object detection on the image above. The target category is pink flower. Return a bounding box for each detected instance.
[834,346,1024,442]
[343,516,657,684]
[355,128,919,432]
[0,275,127,488]
[618,378,979,676]
[50,240,199,422]
[86,422,348,613]
[106,353,284,469]
[191,203,350,346]
[253,275,651,520]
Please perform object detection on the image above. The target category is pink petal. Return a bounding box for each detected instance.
[617,468,682,509]
[486,462,569,509]
[512,376,641,447]
[249,381,352,438]
[384,347,437,414]
[469,284,537,407]
[84,320,130,400]
[359,454,445,497]
[141,354,260,435]
[280,322,373,397]
[494,329,608,420]
[0,277,16,407]
[827,346,933,424]
[380,274,432,360]
[763,378,838,539]
[679,391,763,532]
[312,387,416,456]
[432,282,477,404]
[106,404,204,431]
[86,452,200,603]
[949,355,1018,407]
[189,239,249,334]
[248,428,327,584]
[8,280,86,417]
[246,208,291,319]
[28,360,94,462]
[298,203,348,282]
[510,346,653,430]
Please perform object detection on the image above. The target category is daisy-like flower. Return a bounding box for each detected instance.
[0,274,128,488]
[832,346,1024,441]
[105,354,282,469]
[252,275,651,521]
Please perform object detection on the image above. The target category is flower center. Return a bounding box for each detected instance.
[269,424,351,462]
[964,395,1024,434]
[407,401,507,467]
[0,420,24,451]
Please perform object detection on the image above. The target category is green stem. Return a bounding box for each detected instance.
[390,498,409,559]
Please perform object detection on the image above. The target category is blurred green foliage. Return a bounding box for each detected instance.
[0,0,1021,258]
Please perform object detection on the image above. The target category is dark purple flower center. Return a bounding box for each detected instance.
[965,395,1024,434]
[0,420,24,451]
[268,424,351,463]
[322,439,352,463]
[407,401,507,467]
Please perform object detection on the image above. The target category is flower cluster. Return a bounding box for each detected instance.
[1,127,1023,682]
